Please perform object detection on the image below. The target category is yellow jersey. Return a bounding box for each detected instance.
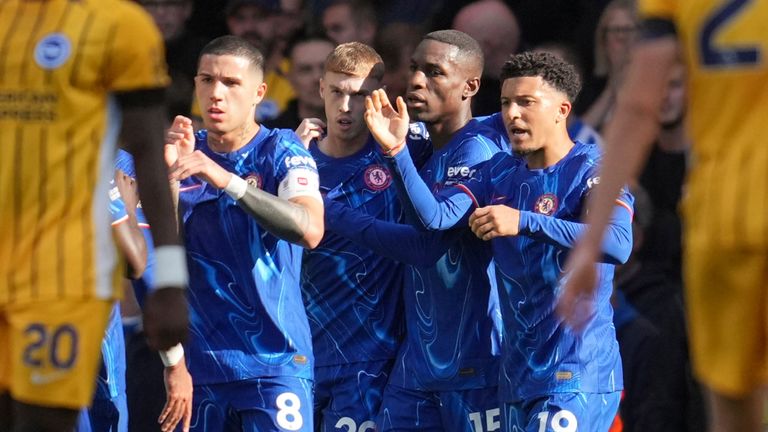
[638,0,768,249]
[0,0,169,305]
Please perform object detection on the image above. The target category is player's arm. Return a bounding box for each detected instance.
[325,199,463,266]
[558,20,679,329]
[111,169,148,278]
[577,26,678,257]
[515,200,633,264]
[238,190,324,249]
[168,135,324,249]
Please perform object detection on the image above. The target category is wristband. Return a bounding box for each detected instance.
[159,343,184,367]
[382,140,406,157]
[224,174,248,200]
[152,245,188,289]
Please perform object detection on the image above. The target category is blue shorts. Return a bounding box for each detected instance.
[377,384,500,432]
[191,376,314,432]
[76,303,128,432]
[314,359,392,432]
[502,392,621,432]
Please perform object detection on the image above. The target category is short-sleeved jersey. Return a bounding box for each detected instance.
[0,0,169,305]
[302,135,408,366]
[390,120,505,391]
[111,149,154,306]
[179,126,317,385]
[638,0,768,249]
[460,142,630,402]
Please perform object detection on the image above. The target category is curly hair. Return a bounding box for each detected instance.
[500,51,582,102]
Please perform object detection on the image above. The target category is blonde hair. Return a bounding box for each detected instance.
[593,0,637,77]
[324,42,385,81]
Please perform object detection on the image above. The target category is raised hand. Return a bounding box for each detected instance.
[165,115,195,168]
[295,118,326,149]
[364,89,410,155]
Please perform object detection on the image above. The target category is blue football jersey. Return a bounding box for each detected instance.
[112,149,154,306]
[301,135,406,366]
[179,126,317,384]
[390,119,505,391]
[459,142,631,402]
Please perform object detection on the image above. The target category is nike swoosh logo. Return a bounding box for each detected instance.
[30,370,68,385]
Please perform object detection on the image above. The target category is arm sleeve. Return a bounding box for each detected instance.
[324,199,462,267]
[109,182,129,225]
[387,147,478,230]
[518,198,634,264]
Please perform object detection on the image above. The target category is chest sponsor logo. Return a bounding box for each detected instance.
[446,166,476,178]
[534,193,558,216]
[285,155,317,169]
[364,165,391,191]
[586,176,600,190]
[34,33,71,70]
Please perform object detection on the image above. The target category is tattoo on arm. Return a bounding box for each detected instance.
[236,185,310,244]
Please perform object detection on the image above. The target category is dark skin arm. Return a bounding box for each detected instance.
[118,91,188,352]
[113,169,147,279]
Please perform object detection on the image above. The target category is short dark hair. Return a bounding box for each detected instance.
[423,29,484,76]
[500,51,581,102]
[198,35,265,76]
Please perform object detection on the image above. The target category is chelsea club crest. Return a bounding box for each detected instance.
[364,165,391,191]
[534,193,558,216]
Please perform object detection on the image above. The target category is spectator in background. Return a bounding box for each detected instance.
[613,185,706,432]
[224,0,295,121]
[582,0,638,131]
[637,61,688,282]
[321,0,377,46]
[141,0,209,122]
[267,35,335,129]
[375,22,425,102]
[452,0,521,116]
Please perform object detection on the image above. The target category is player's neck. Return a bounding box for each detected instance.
[525,133,574,170]
[207,121,260,153]
[427,108,473,149]
[320,130,368,158]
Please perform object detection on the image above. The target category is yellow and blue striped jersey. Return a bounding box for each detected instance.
[0,0,169,305]
[639,0,768,249]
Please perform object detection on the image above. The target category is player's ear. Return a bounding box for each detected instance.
[253,82,267,106]
[463,76,480,99]
[319,78,325,100]
[556,98,572,123]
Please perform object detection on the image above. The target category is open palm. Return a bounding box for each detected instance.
[364,89,410,154]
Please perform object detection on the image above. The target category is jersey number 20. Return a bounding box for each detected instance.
[699,0,761,67]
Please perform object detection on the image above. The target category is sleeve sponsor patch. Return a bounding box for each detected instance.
[278,167,322,202]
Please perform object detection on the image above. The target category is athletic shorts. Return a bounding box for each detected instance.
[376,384,500,432]
[0,298,112,409]
[502,391,621,432]
[314,359,392,432]
[190,376,314,432]
[684,247,768,397]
